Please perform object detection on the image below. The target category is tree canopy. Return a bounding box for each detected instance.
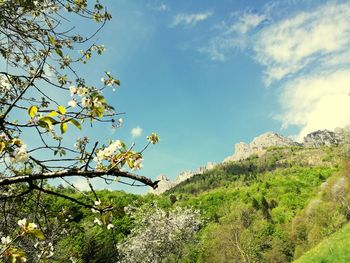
[0,0,159,203]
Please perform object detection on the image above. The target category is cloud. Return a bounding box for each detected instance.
[276,69,350,140]
[200,2,350,139]
[72,178,91,191]
[231,12,267,34]
[154,3,168,12]
[131,126,143,138]
[199,11,266,60]
[254,3,350,85]
[171,11,213,27]
[254,2,350,139]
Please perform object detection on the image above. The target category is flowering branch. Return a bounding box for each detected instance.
[0,168,158,189]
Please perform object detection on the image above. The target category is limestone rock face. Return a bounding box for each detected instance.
[303,130,339,147]
[149,162,216,195]
[224,132,300,162]
[251,132,300,149]
[149,174,175,195]
[151,127,349,195]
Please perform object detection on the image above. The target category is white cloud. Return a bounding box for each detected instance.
[155,3,168,12]
[73,178,91,191]
[199,11,266,60]
[276,70,350,140]
[254,3,350,85]
[199,2,350,139]
[254,2,350,139]
[131,126,143,138]
[171,11,213,27]
[231,13,266,34]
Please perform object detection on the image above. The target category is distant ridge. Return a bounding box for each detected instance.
[150,126,349,195]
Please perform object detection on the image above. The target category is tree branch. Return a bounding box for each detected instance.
[0,168,158,189]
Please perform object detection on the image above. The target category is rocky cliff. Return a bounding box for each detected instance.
[303,130,339,147]
[149,162,216,195]
[150,127,349,195]
[224,132,300,162]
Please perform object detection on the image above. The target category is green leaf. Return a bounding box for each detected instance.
[60,122,68,134]
[55,48,63,57]
[102,212,112,225]
[69,119,82,130]
[94,106,104,118]
[38,116,57,130]
[0,142,5,153]
[96,95,106,104]
[29,229,45,240]
[57,105,66,114]
[47,111,59,117]
[48,35,55,45]
[28,105,38,118]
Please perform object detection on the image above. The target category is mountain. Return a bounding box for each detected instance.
[223,131,300,162]
[151,127,348,194]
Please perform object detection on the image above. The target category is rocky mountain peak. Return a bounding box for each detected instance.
[251,132,300,149]
[303,129,339,148]
[224,131,300,162]
[151,127,349,195]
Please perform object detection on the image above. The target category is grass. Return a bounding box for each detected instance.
[294,222,350,263]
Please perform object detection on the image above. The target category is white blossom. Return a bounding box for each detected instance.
[18,218,27,228]
[77,87,89,96]
[12,144,29,163]
[1,236,11,245]
[94,218,103,226]
[68,99,77,107]
[94,140,123,163]
[69,86,78,96]
[132,158,143,170]
[91,208,99,214]
[117,203,201,263]
[81,97,92,107]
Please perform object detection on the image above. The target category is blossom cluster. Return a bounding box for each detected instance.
[0,218,43,263]
[18,218,38,232]
[34,241,54,260]
[68,86,89,108]
[12,144,29,163]
[94,140,123,163]
[117,203,202,263]
[0,136,29,164]
[101,71,120,91]
[91,200,114,230]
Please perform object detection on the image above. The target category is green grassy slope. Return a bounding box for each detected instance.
[294,222,350,263]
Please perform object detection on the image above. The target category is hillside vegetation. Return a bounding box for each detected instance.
[294,222,350,263]
[4,145,349,262]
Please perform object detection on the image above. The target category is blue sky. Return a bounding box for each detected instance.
[43,0,350,192]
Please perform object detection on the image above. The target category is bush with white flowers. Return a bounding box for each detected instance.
[117,203,202,263]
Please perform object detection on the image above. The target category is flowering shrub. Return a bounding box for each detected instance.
[117,203,202,263]
[0,219,45,262]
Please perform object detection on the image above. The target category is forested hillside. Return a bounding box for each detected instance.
[3,143,348,262]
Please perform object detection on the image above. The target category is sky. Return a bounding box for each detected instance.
[7,0,350,193]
